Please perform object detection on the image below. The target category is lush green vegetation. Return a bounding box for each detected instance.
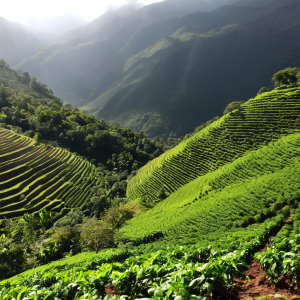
[0,203,136,280]
[255,214,300,286]
[127,84,300,203]
[0,215,285,300]
[13,0,300,137]
[0,61,173,281]
[2,36,300,299]
[122,132,300,248]
[0,128,101,218]
[0,59,163,171]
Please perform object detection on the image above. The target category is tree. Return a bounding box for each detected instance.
[157,187,167,200]
[18,213,39,237]
[63,102,73,109]
[51,227,81,255]
[257,87,269,95]
[21,72,31,85]
[272,67,300,87]
[29,77,40,91]
[36,109,62,126]
[223,101,244,115]
[81,219,114,253]
[34,132,42,142]
[103,206,135,231]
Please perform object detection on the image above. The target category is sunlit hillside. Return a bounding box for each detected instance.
[127,84,300,202]
[0,129,100,218]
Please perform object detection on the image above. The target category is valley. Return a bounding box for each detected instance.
[1,0,300,299]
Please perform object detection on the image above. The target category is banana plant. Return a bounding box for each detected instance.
[39,209,52,231]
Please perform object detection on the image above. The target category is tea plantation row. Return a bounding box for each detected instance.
[0,128,101,218]
[121,132,300,249]
[127,85,300,202]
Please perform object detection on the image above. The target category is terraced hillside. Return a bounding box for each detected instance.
[0,129,101,218]
[127,84,300,202]
[122,131,300,247]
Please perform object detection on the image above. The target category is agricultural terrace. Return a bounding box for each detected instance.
[121,132,300,248]
[127,85,300,202]
[0,128,101,218]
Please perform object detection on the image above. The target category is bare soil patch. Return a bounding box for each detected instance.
[213,218,299,299]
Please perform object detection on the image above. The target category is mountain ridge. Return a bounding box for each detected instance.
[14,0,300,138]
[0,17,57,66]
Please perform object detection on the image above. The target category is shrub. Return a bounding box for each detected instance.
[223,101,244,115]
[81,219,115,253]
[51,227,81,255]
[282,205,290,218]
[257,87,269,95]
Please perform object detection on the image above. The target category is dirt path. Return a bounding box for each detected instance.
[213,218,299,300]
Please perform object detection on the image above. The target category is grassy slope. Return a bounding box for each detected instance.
[0,128,101,218]
[127,85,300,202]
[122,131,300,247]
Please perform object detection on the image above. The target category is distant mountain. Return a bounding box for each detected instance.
[0,17,57,66]
[28,14,87,36]
[15,1,239,107]
[14,0,300,137]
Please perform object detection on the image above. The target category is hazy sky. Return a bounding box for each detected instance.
[0,0,163,25]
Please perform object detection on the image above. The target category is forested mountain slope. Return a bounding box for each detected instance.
[14,0,238,108]
[15,0,300,137]
[97,0,300,137]
[0,17,56,66]
[0,60,170,219]
[127,83,300,202]
[0,60,163,171]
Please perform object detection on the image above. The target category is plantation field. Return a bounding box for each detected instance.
[0,128,101,218]
[121,132,300,248]
[0,215,291,300]
[1,251,102,285]
[127,85,300,202]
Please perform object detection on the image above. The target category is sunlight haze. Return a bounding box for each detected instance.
[0,0,163,26]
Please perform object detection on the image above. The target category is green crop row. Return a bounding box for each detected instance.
[0,215,284,300]
[255,223,300,285]
[121,132,300,249]
[127,86,300,203]
[0,128,101,218]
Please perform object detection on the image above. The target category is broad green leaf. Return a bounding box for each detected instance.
[189,276,205,288]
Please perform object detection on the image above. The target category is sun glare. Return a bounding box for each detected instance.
[0,0,163,25]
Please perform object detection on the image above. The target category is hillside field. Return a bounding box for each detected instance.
[127,84,300,202]
[0,128,100,218]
